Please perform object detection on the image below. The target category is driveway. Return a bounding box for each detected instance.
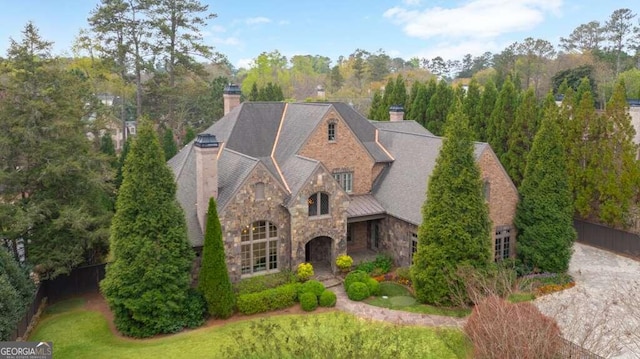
[535,242,640,359]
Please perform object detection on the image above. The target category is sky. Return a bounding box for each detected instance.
[0,0,638,69]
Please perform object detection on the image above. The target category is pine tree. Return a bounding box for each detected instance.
[161,127,178,160]
[393,75,407,108]
[410,85,428,127]
[249,82,259,101]
[515,102,575,273]
[503,88,539,187]
[198,198,235,318]
[488,77,518,159]
[478,80,497,142]
[411,106,492,305]
[101,120,201,337]
[426,80,454,136]
[406,80,421,119]
[463,79,482,140]
[369,90,383,120]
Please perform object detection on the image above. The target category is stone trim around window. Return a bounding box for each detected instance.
[240,220,279,276]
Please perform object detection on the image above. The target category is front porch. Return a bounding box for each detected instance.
[346,194,387,264]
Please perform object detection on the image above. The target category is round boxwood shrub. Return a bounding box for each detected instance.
[319,290,337,307]
[343,270,369,291]
[297,262,314,282]
[299,279,325,298]
[336,254,353,272]
[347,282,370,301]
[366,278,381,296]
[300,292,318,312]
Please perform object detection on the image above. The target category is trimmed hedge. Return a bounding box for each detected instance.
[233,271,297,296]
[343,270,369,291]
[319,290,337,307]
[300,292,318,312]
[299,280,325,298]
[366,278,381,296]
[347,282,370,301]
[237,283,300,315]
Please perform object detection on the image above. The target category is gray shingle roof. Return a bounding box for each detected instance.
[372,128,487,225]
[274,103,329,164]
[371,120,434,136]
[331,102,393,162]
[281,155,320,206]
[224,102,285,158]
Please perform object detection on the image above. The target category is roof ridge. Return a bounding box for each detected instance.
[222,147,259,162]
[293,154,320,164]
[169,145,193,179]
[377,127,490,147]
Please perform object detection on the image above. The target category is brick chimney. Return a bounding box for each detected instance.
[223,84,241,115]
[316,85,325,100]
[194,133,220,232]
[389,105,404,122]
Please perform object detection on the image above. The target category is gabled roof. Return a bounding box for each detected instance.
[372,126,487,225]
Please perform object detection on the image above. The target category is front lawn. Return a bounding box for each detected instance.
[366,282,471,318]
[30,299,471,359]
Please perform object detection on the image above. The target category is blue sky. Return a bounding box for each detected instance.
[0,0,638,69]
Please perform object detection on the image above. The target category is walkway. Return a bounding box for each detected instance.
[327,282,465,328]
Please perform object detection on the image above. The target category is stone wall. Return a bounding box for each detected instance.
[299,108,377,195]
[381,215,417,267]
[219,163,290,282]
[288,167,350,273]
[347,222,368,252]
[477,147,519,258]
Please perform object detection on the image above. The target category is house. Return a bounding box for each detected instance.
[168,85,519,282]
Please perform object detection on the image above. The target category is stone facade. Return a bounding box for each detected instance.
[381,215,417,267]
[299,110,377,195]
[288,166,350,273]
[219,163,290,282]
[477,147,519,258]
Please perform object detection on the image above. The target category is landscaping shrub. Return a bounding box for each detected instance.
[336,254,353,272]
[355,254,394,275]
[299,279,325,298]
[319,290,337,307]
[297,263,314,282]
[395,267,411,281]
[366,278,381,296]
[299,292,318,312]
[237,283,300,315]
[183,289,206,328]
[233,270,296,295]
[347,282,370,301]
[464,296,561,359]
[343,270,369,291]
[355,260,376,273]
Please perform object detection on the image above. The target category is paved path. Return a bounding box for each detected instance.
[534,243,640,359]
[328,283,465,328]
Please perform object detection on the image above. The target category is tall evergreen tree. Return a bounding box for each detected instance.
[411,106,492,305]
[161,127,178,160]
[478,80,497,142]
[410,85,428,127]
[369,90,382,120]
[503,88,539,187]
[515,101,575,273]
[249,82,259,101]
[393,75,407,108]
[487,76,518,159]
[463,79,482,140]
[405,80,422,119]
[101,120,200,337]
[198,198,235,318]
[426,80,454,136]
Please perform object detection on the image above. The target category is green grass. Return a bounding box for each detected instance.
[507,292,536,303]
[367,282,471,318]
[29,299,470,359]
[44,298,85,315]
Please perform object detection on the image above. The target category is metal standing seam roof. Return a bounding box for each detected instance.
[346,194,386,218]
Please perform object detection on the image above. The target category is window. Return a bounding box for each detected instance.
[241,221,279,275]
[483,180,490,201]
[411,233,418,263]
[494,226,511,261]
[328,122,336,141]
[308,192,329,216]
[255,182,265,201]
[333,172,353,193]
[347,224,353,242]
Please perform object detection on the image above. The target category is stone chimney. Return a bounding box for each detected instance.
[316,85,325,100]
[389,105,404,122]
[194,133,220,232]
[223,84,241,115]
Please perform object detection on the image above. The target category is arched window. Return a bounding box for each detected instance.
[241,221,278,275]
[308,192,329,216]
[255,182,265,201]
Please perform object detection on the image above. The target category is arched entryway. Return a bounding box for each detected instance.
[305,236,332,271]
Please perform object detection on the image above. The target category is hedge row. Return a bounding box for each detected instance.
[237,283,300,315]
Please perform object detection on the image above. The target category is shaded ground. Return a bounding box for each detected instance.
[535,242,640,359]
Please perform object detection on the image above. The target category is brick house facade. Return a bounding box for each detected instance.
[169,86,519,282]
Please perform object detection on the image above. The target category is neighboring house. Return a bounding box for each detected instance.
[86,93,137,151]
[169,85,519,282]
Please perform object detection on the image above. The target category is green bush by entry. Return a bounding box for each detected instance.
[300,292,318,312]
[319,290,337,307]
[347,282,370,301]
[237,283,300,315]
[233,270,297,295]
[336,254,353,271]
[299,279,325,298]
[297,263,314,282]
[343,270,369,291]
[366,278,381,296]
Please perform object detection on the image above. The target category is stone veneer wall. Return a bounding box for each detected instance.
[381,215,418,267]
[477,147,519,258]
[288,167,350,273]
[299,109,377,195]
[219,164,290,282]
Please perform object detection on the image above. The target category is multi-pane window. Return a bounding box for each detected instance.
[411,233,418,263]
[328,122,336,141]
[255,182,265,201]
[333,172,353,193]
[494,226,511,261]
[308,193,329,216]
[483,180,490,201]
[241,221,278,275]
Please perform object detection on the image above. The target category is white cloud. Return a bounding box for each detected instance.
[211,36,240,46]
[411,40,505,61]
[210,25,226,33]
[245,17,272,25]
[384,0,562,39]
[236,58,253,69]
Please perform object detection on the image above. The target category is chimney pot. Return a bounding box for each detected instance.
[223,84,241,115]
[194,133,220,148]
[389,105,404,122]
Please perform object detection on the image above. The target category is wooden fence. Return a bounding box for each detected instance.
[574,219,640,258]
[9,284,46,341]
